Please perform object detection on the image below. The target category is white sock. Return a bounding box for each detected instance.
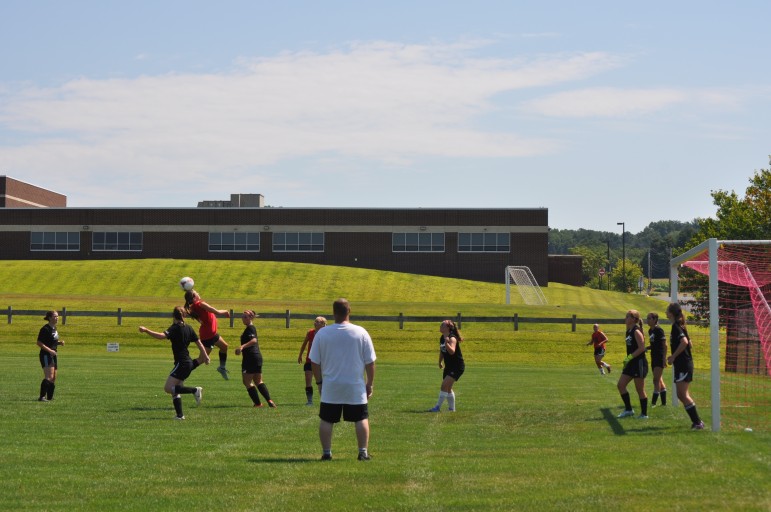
[447,391,456,410]
[435,391,447,408]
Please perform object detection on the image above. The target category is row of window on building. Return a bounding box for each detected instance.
[30,231,512,253]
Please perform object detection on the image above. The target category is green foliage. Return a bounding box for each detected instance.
[608,258,645,293]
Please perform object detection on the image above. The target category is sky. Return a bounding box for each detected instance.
[1,1,769,234]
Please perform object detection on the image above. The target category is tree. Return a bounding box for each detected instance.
[570,245,607,289]
[610,258,645,293]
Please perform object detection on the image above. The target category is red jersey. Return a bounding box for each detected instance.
[591,330,608,349]
[190,300,217,340]
[303,329,317,363]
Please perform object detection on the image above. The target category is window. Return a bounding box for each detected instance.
[458,233,510,252]
[392,232,445,252]
[209,232,260,252]
[92,232,143,251]
[31,232,80,251]
[273,232,324,252]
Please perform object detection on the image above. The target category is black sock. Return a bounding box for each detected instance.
[173,396,184,417]
[660,389,667,405]
[620,392,632,410]
[39,379,49,399]
[305,386,313,401]
[248,386,261,405]
[640,397,648,416]
[685,403,701,424]
[652,392,659,405]
[46,382,55,400]
[173,385,196,395]
[219,351,227,367]
[257,383,272,401]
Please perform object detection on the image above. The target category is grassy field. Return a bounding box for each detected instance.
[0,260,769,511]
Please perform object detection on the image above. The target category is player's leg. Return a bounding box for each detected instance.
[634,377,648,418]
[617,374,634,417]
[304,363,314,405]
[255,373,276,407]
[243,373,262,406]
[215,337,229,379]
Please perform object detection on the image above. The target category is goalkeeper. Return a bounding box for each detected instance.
[616,310,649,419]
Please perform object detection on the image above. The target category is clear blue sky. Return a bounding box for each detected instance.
[1,1,769,233]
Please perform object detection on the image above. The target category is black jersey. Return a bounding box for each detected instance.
[624,325,646,359]
[164,322,199,364]
[669,323,694,368]
[648,325,667,366]
[440,335,464,370]
[240,325,262,359]
[37,324,60,353]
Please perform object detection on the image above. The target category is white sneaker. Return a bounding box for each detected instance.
[174,415,186,420]
[617,410,635,418]
[194,387,203,405]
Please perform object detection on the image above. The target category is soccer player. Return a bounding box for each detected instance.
[646,312,668,407]
[184,289,231,379]
[310,298,376,461]
[36,310,64,401]
[235,310,276,408]
[429,319,465,412]
[586,323,611,375]
[617,310,649,419]
[298,316,327,406]
[666,302,704,430]
[139,306,208,420]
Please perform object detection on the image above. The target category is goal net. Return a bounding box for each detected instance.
[505,266,547,306]
[670,239,771,432]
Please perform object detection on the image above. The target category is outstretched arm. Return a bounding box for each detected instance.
[138,326,166,340]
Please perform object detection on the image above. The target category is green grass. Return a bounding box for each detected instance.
[0,261,769,511]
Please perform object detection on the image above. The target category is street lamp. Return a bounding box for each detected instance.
[617,222,625,292]
[605,240,611,291]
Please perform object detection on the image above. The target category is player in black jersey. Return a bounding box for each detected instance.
[666,302,704,430]
[429,320,465,412]
[139,306,209,420]
[36,310,64,401]
[646,312,668,407]
[235,310,276,408]
[616,310,649,419]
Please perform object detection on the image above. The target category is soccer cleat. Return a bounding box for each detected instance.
[174,415,186,420]
[216,366,230,380]
[637,414,649,419]
[692,421,705,430]
[253,403,264,408]
[448,408,455,412]
[306,400,314,406]
[194,387,203,405]
[606,365,612,373]
[600,369,605,375]
[268,400,277,408]
[320,454,332,461]
[617,409,635,418]
[38,397,48,402]
[428,406,441,412]
[357,452,371,461]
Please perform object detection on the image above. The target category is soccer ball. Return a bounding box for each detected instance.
[179,276,195,291]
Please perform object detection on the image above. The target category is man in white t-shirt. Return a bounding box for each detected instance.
[309,298,376,461]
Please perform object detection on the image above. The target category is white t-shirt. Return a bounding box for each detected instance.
[308,322,376,405]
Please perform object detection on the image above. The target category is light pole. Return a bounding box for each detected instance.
[605,240,611,291]
[617,222,625,292]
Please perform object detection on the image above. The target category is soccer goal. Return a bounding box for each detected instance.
[505,266,547,306]
[670,239,771,432]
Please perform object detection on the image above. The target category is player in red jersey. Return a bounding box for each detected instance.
[298,316,327,405]
[184,289,231,380]
[586,324,612,375]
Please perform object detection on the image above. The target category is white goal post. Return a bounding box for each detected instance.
[505,266,547,306]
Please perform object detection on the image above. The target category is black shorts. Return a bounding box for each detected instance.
[201,334,221,349]
[621,357,648,379]
[319,402,369,424]
[594,347,606,357]
[443,365,465,381]
[170,360,194,380]
[650,350,666,369]
[674,364,694,383]
[39,352,57,369]
[303,362,312,372]
[241,356,263,375]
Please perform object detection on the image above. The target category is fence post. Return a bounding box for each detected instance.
[118,308,122,326]
[456,312,462,330]
[399,312,404,330]
[513,313,518,331]
[230,309,235,328]
[7,306,12,324]
[571,314,577,332]
[62,307,67,326]
[286,309,291,329]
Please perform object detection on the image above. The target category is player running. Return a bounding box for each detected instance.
[586,323,612,375]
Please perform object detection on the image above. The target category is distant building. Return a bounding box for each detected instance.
[0,180,583,285]
[0,176,67,208]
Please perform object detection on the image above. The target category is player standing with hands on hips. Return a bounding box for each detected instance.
[617,310,649,419]
[586,323,611,375]
[139,306,208,420]
[37,310,64,401]
[666,302,704,430]
[310,298,376,461]
[429,319,465,412]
